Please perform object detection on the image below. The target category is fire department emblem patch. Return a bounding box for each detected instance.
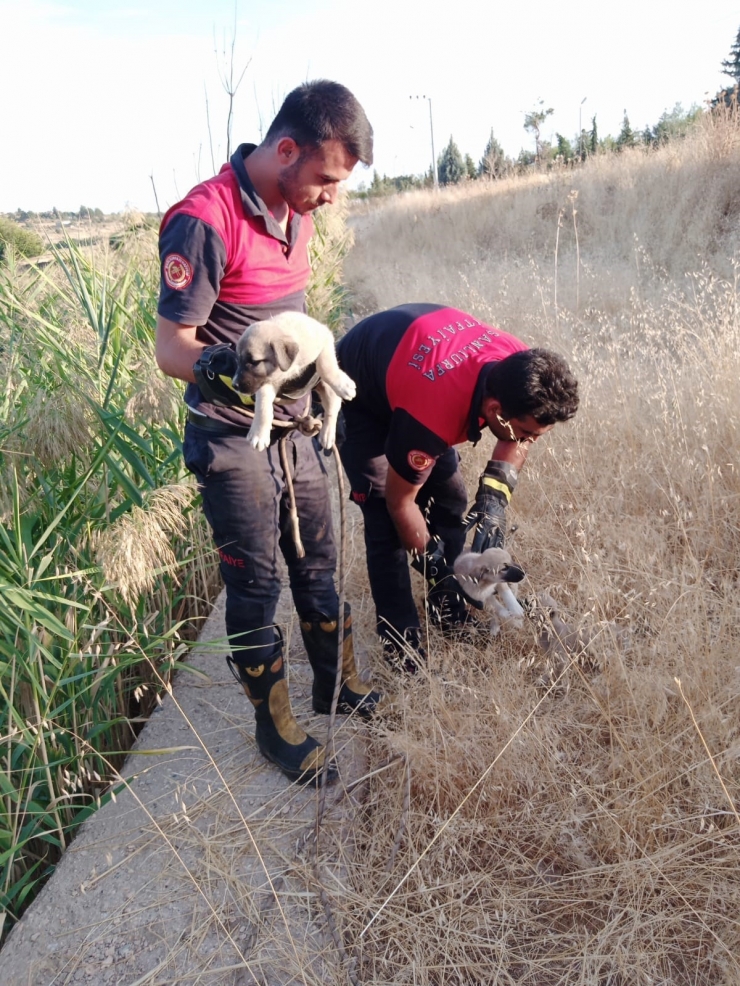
[408,450,434,471]
[163,253,193,290]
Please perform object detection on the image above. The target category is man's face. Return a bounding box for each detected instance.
[277,139,358,214]
[481,397,554,445]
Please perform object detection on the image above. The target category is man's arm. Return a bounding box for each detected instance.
[384,465,429,555]
[155,316,204,384]
[466,438,534,553]
[384,438,533,553]
[387,462,485,616]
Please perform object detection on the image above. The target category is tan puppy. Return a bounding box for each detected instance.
[232,312,356,451]
[453,547,525,635]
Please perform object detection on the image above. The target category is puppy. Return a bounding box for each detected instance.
[453,547,526,635]
[232,312,356,451]
[523,591,625,683]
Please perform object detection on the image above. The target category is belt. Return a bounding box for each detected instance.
[186,409,251,436]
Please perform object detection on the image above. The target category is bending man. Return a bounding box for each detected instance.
[336,302,579,668]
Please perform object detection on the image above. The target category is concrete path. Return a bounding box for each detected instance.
[1,591,372,986]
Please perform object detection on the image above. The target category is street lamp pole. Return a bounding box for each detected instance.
[411,95,439,190]
[579,96,587,159]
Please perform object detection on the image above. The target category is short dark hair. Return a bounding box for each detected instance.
[485,348,579,424]
[264,80,374,165]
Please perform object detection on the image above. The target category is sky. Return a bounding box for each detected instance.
[1,0,738,214]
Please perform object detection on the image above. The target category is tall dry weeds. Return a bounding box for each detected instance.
[94,483,197,605]
[329,111,740,983]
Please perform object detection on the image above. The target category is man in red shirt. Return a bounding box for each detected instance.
[155,81,379,786]
[336,303,579,669]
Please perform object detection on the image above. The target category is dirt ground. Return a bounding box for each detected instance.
[0,589,373,986]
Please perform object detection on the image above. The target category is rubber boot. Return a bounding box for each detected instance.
[426,584,471,634]
[300,603,381,717]
[381,626,427,675]
[227,629,337,786]
[427,590,499,649]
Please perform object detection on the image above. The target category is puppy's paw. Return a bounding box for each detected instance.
[332,373,356,402]
[247,425,270,451]
[318,422,336,450]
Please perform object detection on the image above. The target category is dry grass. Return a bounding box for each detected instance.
[8,118,740,983]
[94,483,198,605]
[326,111,740,983]
[12,382,94,469]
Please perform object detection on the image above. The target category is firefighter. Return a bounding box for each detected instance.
[155,81,379,785]
[336,302,579,669]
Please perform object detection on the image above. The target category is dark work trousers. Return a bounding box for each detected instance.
[183,421,338,669]
[339,405,468,647]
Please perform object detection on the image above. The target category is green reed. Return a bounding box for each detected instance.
[0,228,218,941]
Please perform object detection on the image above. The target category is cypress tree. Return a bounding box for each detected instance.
[589,116,599,155]
[616,112,636,150]
[478,129,506,178]
[437,136,465,185]
[721,25,740,86]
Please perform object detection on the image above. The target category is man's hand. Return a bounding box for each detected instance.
[465,460,518,552]
[193,344,255,409]
[410,537,484,611]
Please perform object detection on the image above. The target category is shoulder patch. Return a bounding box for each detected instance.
[163,253,193,290]
[408,450,435,472]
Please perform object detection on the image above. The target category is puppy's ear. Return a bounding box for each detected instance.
[271,338,299,372]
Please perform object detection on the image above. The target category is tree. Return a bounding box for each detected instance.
[712,25,740,107]
[369,170,389,196]
[362,170,429,199]
[524,100,554,161]
[555,133,573,161]
[478,128,506,179]
[0,218,43,262]
[616,111,636,150]
[589,115,599,155]
[721,25,740,86]
[641,123,655,146]
[653,103,702,142]
[515,148,537,171]
[464,154,477,180]
[437,136,465,185]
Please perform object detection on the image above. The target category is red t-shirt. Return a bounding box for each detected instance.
[157,143,314,423]
[337,303,528,483]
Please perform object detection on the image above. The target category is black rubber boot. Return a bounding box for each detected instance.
[427,593,501,649]
[300,603,381,717]
[426,585,472,634]
[227,629,337,786]
[381,627,427,675]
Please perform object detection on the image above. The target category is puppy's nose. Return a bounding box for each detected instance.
[500,564,525,583]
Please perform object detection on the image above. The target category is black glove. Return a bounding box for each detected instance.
[193,344,255,410]
[465,460,518,553]
[410,538,484,612]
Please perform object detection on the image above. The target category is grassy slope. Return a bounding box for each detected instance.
[337,111,740,984]
[0,228,220,942]
[0,200,357,944]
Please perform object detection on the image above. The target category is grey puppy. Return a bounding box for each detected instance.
[232,311,356,451]
[453,547,525,635]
